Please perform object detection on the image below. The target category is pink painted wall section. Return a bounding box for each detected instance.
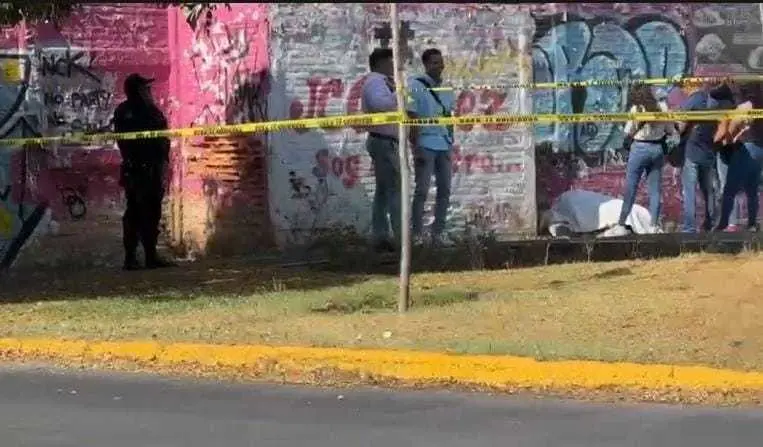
[170,3,269,194]
[0,3,171,269]
[168,4,271,256]
[171,4,269,128]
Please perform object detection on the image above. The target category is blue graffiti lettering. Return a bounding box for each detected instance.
[0,146,47,272]
[531,13,689,155]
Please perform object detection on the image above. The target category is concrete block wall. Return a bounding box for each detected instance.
[267,3,535,245]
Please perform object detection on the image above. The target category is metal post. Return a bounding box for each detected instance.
[390,3,410,313]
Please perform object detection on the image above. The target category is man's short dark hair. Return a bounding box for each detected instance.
[422,48,442,64]
[369,48,393,70]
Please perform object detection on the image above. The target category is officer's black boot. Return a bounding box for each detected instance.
[145,254,176,269]
[123,250,141,271]
[123,215,141,271]
[144,239,176,269]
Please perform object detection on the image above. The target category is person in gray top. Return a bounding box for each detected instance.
[361,48,400,253]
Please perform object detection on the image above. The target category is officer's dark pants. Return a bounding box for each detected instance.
[122,167,164,263]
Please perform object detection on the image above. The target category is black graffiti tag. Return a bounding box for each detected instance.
[47,112,113,133]
[44,89,112,110]
[39,49,101,83]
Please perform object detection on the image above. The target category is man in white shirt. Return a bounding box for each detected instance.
[361,48,400,253]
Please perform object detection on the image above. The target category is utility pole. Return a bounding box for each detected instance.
[390,3,410,313]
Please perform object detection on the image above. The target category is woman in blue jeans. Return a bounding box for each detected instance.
[714,83,763,232]
[611,85,676,235]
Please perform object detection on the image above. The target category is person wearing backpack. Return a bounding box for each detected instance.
[406,48,456,247]
[610,84,676,236]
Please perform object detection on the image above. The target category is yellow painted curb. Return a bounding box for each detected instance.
[1,338,763,391]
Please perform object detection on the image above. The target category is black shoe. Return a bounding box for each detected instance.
[145,257,177,269]
[374,240,396,253]
[123,259,141,271]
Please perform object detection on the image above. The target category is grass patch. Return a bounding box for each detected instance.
[310,287,479,314]
[4,252,763,371]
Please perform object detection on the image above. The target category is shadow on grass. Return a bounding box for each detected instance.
[2,229,759,305]
[0,255,379,304]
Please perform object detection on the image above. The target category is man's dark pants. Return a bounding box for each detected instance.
[681,155,717,233]
[122,164,165,265]
[366,133,401,246]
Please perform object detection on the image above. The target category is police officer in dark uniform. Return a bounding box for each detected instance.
[114,73,175,270]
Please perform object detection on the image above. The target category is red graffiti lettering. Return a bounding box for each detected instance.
[480,90,509,132]
[454,88,509,133]
[451,145,523,175]
[345,75,368,115]
[455,92,477,133]
[290,76,510,136]
[314,149,361,188]
[289,76,369,134]
[345,75,368,132]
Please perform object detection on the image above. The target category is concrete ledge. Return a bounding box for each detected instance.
[2,338,763,393]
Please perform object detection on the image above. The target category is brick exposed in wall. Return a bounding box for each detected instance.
[168,4,273,257]
[180,135,272,257]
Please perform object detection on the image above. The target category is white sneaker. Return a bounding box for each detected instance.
[648,224,664,234]
[604,224,630,237]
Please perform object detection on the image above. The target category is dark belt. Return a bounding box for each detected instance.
[368,132,397,142]
[634,138,664,144]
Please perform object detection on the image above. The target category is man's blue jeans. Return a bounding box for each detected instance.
[716,149,743,226]
[717,142,763,230]
[619,141,664,227]
[412,147,452,237]
[681,157,717,232]
[366,134,401,243]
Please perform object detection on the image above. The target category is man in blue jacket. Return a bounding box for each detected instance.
[406,48,455,246]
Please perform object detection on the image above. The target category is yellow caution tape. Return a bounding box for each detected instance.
[402,109,763,126]
[1,108,762,149]
[0,112,402,148]
[419,74,763,92]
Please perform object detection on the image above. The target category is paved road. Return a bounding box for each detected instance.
[2,367,763,447]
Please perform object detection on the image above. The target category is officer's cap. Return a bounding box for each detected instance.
[124,73,154,94]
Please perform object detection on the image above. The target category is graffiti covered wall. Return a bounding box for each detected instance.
[531,3,694,225]
[5,3,763,269]
[0,4,171,270]
[268,3,534,243]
